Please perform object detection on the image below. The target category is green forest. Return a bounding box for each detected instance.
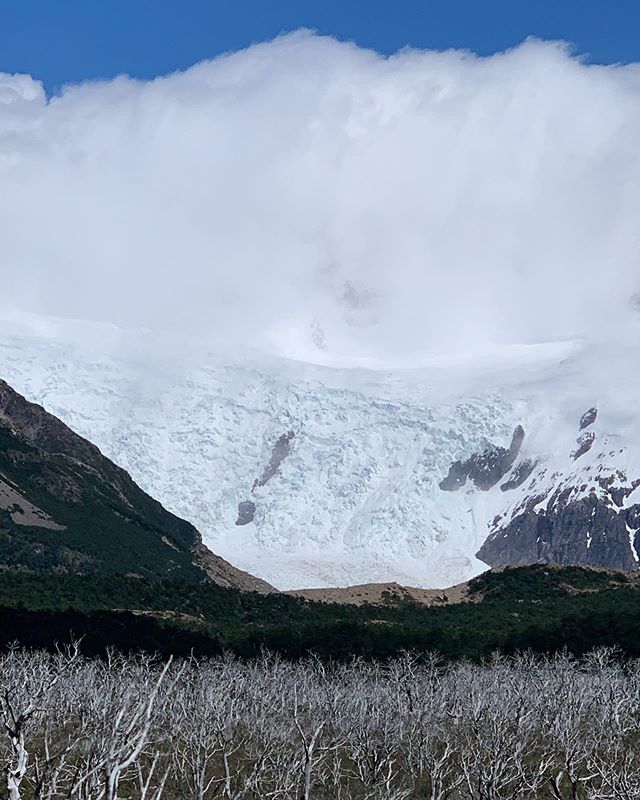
[0,565,638,661]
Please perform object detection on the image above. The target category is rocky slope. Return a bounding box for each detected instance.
[0,378,271,592]
[439,405,640,574]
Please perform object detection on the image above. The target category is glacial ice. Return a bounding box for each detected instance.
[1,312,638,589]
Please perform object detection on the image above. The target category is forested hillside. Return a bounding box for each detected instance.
[0,565,638,660]
[0,379,269,591]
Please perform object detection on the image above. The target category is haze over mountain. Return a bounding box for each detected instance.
[1,33,640,589]
[1,32,639,353]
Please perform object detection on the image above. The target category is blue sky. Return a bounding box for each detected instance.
[0,0,638,93]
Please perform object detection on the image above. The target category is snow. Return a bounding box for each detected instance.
[1,312,639,590]
[627,525,639,563]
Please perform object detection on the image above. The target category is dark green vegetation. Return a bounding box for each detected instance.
[0,421,205,581]
[0,565,639,660]
[0,379,267,590]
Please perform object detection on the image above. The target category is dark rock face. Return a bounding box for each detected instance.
[580,407,598,430]
[236,431,294,526]
[571,409,598,460]
[440,426,525,492]
[572,432,596,461]
[478,493,640,572]
[500,459,536,492]
[253,431,294,490]
[438,460,469,492]
[441,401,640,575]
[236,500,256,526]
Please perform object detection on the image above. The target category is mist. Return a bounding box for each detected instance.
[1,31,639,363]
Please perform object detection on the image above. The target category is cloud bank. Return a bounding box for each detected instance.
[1,32,640,363]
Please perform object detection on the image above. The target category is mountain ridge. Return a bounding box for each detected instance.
[0,377,273,592]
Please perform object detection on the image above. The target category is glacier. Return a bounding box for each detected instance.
[1,312,639,590]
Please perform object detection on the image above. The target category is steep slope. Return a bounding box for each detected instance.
[1,314,639,590]
[440,396,640,574]
[0,378,271,592]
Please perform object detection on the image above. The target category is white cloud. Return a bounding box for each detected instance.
[1,31,639,363]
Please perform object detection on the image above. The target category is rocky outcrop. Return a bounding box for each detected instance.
[440,425,525,492]
[572,432,596,461]
[500,458,536,492]
[253,431,294,490]
[477,407,640,573]
[580,407,598,430]
[237,431,294,526]
[236,500,256,526]
[478,491,640,572]
[193,542,273,593]
[436,404,640,575]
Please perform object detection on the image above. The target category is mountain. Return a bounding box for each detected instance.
[0,377,272,592]
[441,407,640,573]
[0,313,639,590]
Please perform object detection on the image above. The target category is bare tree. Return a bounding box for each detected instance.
[0,645,82,800]
[0,646,640,799]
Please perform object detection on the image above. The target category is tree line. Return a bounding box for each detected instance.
[0,567,639,662]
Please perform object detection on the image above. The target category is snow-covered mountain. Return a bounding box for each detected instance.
[1,312,639,590]
[2,34,640,591]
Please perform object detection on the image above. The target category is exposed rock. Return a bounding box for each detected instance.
[580,407,598,430]
[500,458,536,492]
[0,479,65,530]
[478,493,640,572]
[572,431,596,461]
[237,432,295,527]
[509,425,526,453]
[440,425,525,492]
[236,500,256,526]
[598,476,640,508]
[193,542,273,593]
[253,431,294,490]
[438,460,469,491]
